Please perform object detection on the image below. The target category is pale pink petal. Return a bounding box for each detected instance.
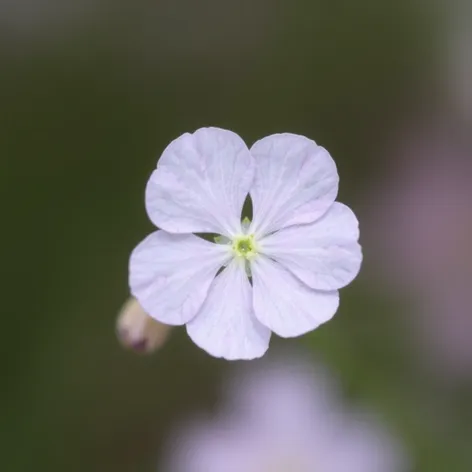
[259,203,362,290]
[146,127,254,236]
[187,259,271,360]
[250,133,338,237]
[252,256,339,337]
[129,231,230,325]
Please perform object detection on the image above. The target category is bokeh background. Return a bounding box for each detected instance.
[2,1,472,471]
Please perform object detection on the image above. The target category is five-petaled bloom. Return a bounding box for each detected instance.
[129,128,362,360]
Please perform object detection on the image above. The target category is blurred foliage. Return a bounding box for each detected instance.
[2,1,470,471]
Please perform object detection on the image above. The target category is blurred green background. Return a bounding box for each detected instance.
[2,1,471,471]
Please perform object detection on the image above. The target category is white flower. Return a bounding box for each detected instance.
[129,127,362,360]
[163,353,408,472]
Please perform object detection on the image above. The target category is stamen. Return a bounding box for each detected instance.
[232,234,258,260]
[237,239,251,253]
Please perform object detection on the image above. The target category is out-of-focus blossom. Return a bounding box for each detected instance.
[129,127,362,360]
[163,352,408,472]
[116,297,172,354]
[371,118,472,379]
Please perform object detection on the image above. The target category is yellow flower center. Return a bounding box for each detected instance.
[232,234,257,260]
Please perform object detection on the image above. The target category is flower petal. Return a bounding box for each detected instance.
[146,127,254,236]
[249,133,338,236]
[259,203,362,290]
[129,231,230,325]
[187,259,271,360]
[252,256,339,337]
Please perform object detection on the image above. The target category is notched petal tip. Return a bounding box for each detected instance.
[145,127,255,236]
[259,202,362,291]
[186,260,271,361]
[129,231,231,326]
[116,297,172,354]
[249,133,339,236]
[252,257,340,338]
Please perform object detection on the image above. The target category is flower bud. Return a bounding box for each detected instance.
[116,297,172,354]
